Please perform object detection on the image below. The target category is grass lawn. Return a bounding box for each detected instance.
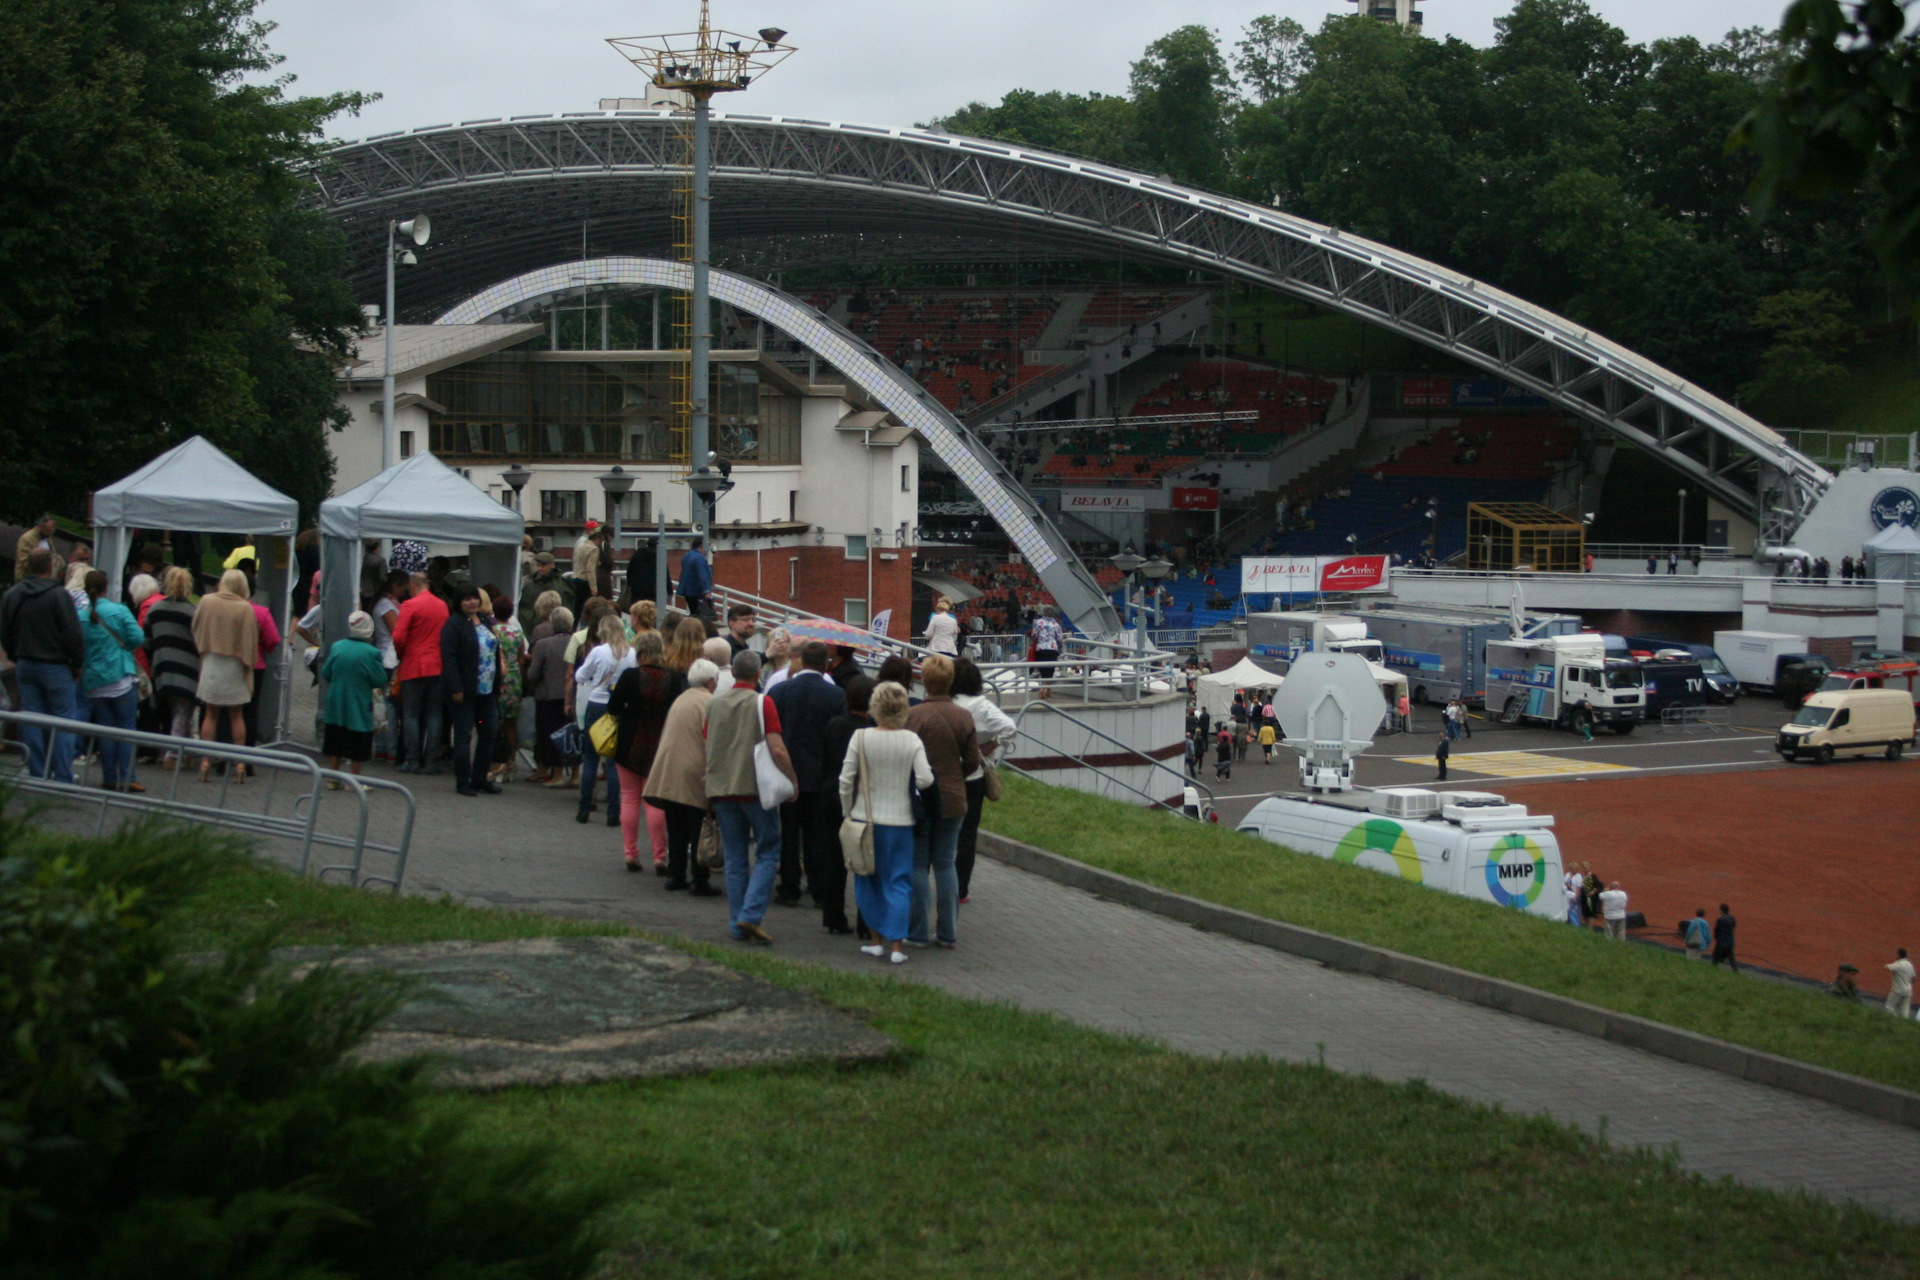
[160,853,1920,1277]
[981,775,1920,1097]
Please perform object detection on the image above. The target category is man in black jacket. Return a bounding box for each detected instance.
[769,641,849,926]
[0,548,85,782]
[439,586,501,797]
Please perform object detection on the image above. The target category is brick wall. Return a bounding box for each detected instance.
[683,545,911,633]
[1806,635,1854,667]
[1576,610,1741,644]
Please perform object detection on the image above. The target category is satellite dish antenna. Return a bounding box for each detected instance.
[1271,651,1383,792]
[397,215,431,246]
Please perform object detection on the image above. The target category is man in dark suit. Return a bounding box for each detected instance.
[769,641,850,928]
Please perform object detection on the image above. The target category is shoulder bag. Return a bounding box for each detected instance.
[839,729,876,876]
[752,693,796,810]
[589,711,620,759]
[981,762,1003,802]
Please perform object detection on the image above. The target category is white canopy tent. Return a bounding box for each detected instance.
[317,454,524,694]
[1864,522,1920,583]
[93,436,300,742]
[1194,655,1284,720]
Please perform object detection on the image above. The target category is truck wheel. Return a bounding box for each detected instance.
[1888,742,1904,761]
[1612,722,1635,736]
[1814,745,1834,765]
[1413,685,1427,705]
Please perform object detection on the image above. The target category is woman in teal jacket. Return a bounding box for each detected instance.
[77,570,145,791]
[321,610,389,783]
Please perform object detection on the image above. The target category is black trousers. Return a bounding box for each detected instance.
[957,774,987,898]
[778,790,841,910]
[448,692,497,792]
[655,798,711,887]
[805,790,850,930]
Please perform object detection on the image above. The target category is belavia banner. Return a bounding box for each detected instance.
[1242,554,1391,594]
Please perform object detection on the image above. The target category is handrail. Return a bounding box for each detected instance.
[0,709,415,890]
[1006,699,1214,819]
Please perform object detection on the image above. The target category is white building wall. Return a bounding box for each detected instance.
[336,384,432,494]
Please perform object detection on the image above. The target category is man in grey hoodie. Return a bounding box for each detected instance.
[0,548,85,782]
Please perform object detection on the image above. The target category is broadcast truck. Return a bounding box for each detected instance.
[1352,604,1582,706]
[1246,611,1386,671]
[1484,633,1647,733]
[1238,787,1565,919]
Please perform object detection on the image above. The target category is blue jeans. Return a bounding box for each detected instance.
[910,813,964,946]
[88,688,139,787]
[854,822,915,942]
[400,676,444,771]
[713,798,781,931]
[16,660,79,783]
[577,699,618,816]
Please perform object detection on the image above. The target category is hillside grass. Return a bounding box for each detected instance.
[154,853,1920,1277]
[1754,333,1920,445]
[981,774,1920,1096]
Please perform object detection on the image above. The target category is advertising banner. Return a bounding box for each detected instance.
[1062,490,1150,513]
[1170,486,1221,511]
[1400,377,1452,408]
[1242,555,1392,594]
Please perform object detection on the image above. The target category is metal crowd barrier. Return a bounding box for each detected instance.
[0,709,415,890]
[1657,704,1732,734]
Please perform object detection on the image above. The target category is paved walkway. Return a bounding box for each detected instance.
[317,762,1919,1221]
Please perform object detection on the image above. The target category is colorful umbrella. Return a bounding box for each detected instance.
[783,616,886,650]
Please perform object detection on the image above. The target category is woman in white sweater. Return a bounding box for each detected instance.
[923,596,961,656]
[838,680,934,964]
[950,657,1017,904]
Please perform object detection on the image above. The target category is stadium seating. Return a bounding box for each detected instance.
[1127,360,1337,434]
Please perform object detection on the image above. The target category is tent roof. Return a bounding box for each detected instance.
[1865,523,1920,552]
[1198,655,1284,689]
[320,452,523,545]
[92,436,298,534]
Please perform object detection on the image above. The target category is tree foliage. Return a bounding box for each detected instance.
[931,0,1893,407]
[0,800,610,1278]
[0,0,370,524]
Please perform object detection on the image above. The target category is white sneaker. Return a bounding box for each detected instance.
[889,949,909,965]
[859,944,886,959]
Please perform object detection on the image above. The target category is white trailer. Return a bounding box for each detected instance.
[1247,611,1385,669]
[1712,630,1812,693]
[1485,633,1645,733]
[1238,788,1565,919]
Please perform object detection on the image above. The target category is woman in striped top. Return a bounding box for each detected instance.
[142,566,200,767]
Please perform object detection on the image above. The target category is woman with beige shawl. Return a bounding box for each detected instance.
[190,568,260,782]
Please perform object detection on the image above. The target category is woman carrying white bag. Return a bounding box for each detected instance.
[838,681,933,966]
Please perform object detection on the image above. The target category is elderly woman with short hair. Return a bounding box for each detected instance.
[838,680,934,965]
[643,657,723,895]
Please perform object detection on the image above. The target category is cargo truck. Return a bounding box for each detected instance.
[1712,630,1811,694]
[1238,787,1565,919]
[1246,611,1385,669]
[1353,604,1581,706]
[1485,633,1646,732]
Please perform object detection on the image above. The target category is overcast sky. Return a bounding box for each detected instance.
[257,0,1784,143]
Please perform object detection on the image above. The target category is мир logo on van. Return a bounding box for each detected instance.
[1483,834,1548,909]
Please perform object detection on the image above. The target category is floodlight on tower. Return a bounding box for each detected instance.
[606,6,794,533]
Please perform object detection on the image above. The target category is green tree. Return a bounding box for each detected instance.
[1234,15,1312,103]
[1734,0,1920,290]
[1129,25,1238,190]
[931,89,1140,168]
[1742,287,1858,406]
[0,0,369,523]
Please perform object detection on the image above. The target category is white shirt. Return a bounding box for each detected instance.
[924,611,961,655]
[1890,958,1915,994]
[574,644,636,708]
[1598,889,1628,921]
[1564,872,1581,905]
[372,595,400,667]
[953,691,1018,781]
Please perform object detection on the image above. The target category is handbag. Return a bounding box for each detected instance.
[982,764,1003,802]
[752,692,796,810]
[589,711,620,759]
[698,812,725,869]
[838,729,876,876]
[549,720,583,762]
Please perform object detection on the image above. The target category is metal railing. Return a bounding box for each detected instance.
[1005,699,1214,819]
[0,709,416,890]
[1585,543,1739,562]
[1658,705,1733,733]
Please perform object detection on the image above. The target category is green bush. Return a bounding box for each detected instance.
[0,800,609,1280]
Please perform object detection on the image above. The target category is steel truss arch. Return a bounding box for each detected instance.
[313,110,1831,540]
[436,256,1121,637]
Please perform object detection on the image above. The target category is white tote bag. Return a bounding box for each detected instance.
[752,692,796,810]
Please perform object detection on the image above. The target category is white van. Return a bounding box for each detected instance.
[1238,789,1565,919]
[1776,689,1917,764]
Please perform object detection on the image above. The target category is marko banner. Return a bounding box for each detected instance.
[1242,554,1391,594]
[1170,486,1220,511]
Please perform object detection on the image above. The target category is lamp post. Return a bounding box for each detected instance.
[597,465,636,598]
[1676,487,1687,552]
[501,463,533,512]
[1140,556,1173,637]
[1109,551,1145,652]
[1424,505,1438,565]
[609,9,793,500]
[382,214,431,470]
